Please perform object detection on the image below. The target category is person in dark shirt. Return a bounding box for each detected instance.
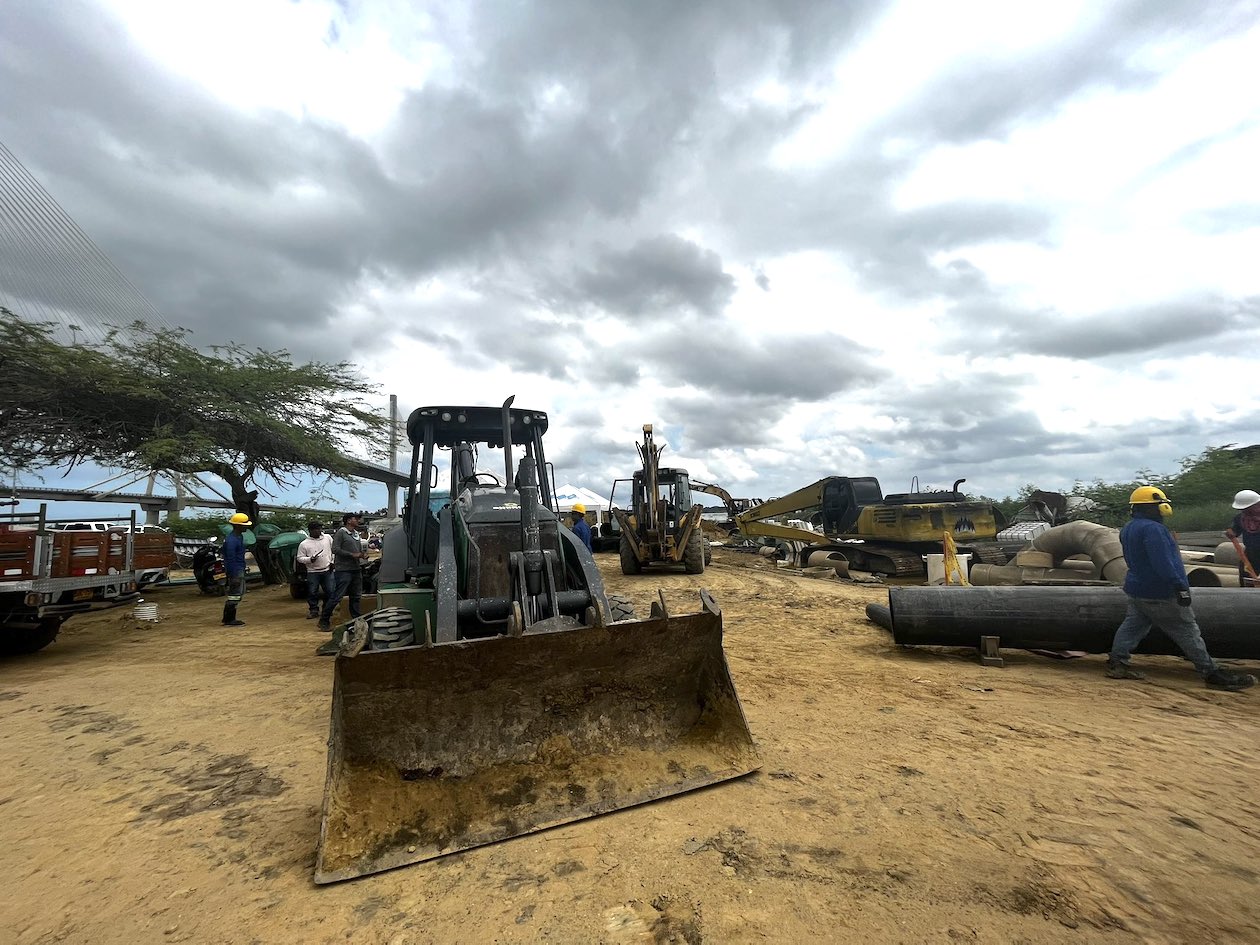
[322,512,367,630]
[1107,487,1254,691]
[222,512,251,627]
[1225,489,1260,582]
[568,503,594,553]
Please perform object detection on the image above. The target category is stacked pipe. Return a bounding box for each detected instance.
[973,522,1240,588]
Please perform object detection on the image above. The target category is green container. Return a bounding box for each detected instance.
[267,530,308,583]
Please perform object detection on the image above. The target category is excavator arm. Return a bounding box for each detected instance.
[734,479,833,544]
[690,480,738,519]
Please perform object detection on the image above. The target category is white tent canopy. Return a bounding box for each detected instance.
[553,483,612,514]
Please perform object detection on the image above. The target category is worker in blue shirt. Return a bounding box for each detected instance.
[222,512,251,627]
[1107,487,1254,691]
[568,503,594,553]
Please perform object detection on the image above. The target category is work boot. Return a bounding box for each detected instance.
[306,611,319,620]
[1205,670,1256,692]
[1105,661,1145,680]
[318,619,331,632]
[223,619,246,627]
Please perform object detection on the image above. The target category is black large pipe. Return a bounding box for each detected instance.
[885,586,1260,660]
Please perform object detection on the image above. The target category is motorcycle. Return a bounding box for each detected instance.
[191,543,227,596]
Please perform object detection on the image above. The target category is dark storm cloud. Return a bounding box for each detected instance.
[661,393,792,450]
[971,295,1260,360]
[559,235,736,320]
[546,430,640,486]
[639,328,887,400]
[0,0,899,357]
[878,0,1258,147]
[0,1,384,349]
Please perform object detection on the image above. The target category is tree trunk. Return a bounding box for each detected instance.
[210,462,279,585]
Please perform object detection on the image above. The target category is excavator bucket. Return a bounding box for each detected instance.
[314,592,759,883]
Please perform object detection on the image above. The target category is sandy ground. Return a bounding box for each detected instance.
[2,550,1258,945]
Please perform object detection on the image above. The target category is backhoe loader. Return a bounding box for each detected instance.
[314,399,758,884]
[735,476,1006,576]
[609,425,710,575]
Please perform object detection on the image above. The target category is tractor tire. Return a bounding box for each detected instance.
[607,593,636,623]
[0,617,63,656]
[703,538,713,566]
[619,532,643,575]
[684,529,706,574]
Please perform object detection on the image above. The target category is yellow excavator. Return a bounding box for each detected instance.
[314,399,759,883]
[734,476,1005,576]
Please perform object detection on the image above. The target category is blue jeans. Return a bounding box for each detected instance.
[306,569,334,616]
[1109,597,1219,675]
[325,569,363,622]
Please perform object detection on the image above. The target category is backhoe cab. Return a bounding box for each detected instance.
[610,424,710,575]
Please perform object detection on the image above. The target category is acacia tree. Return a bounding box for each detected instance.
[0,309,390,520]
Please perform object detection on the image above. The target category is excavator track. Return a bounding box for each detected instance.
[802,543,926,577]
[961,542,1009,566]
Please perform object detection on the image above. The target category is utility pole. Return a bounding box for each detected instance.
[387,394,399,518]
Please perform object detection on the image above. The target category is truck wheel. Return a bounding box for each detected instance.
[607,593,636,622]
[619,533,642,575]
[0,618,63,656]
[684,529,706,574]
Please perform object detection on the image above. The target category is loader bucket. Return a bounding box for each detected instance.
[314,593,758,883]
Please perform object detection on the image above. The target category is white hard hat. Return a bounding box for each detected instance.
[1232,489,1260,510]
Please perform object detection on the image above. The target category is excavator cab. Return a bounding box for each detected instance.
[314,399,758,883]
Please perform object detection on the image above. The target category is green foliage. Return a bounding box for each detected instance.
[160,510,320,538]
[982,449,1259,530]
[0,309,389,505]
[1066,446,1259,528]
[1171,445,1260,507]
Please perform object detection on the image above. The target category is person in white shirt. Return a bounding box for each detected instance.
[297,521,335,622]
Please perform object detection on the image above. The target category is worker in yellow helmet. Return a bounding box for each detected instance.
[1106,487,1254,691]
[568,502,593,553]
[222,511,252,627]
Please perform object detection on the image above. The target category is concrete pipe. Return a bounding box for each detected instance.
[805,550,851,578]
[884,585,1260,659]
[1215,542,1241,567]
[971,564,1107,586]
[1031,522,1126,584]
[1186,565,1242,588]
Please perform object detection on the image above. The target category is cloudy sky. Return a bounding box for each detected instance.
[2,0,1259,518]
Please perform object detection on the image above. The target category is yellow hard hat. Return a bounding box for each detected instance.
[229,512,253,526]
[572,503,587,515]
[1129,486,1172,517]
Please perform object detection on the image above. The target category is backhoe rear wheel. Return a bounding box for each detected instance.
[619,532,642,575]
[684,528,706,574]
